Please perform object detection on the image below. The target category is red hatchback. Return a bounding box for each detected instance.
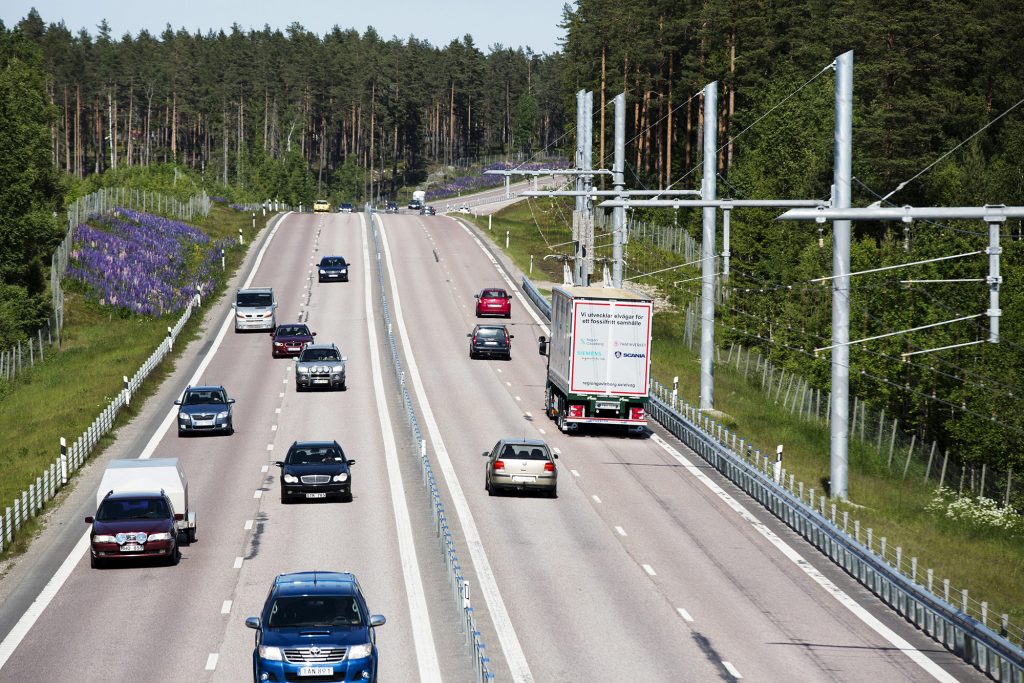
[271,323,316,358]
[475,288,511,318]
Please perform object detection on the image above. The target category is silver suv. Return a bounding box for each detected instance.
[295,343,347,391]
[233,287,277,332]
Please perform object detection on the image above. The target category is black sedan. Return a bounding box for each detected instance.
[420,205,436,216]
[468,324,514,360]
[175,385,235,436]
[318,255,349,282]
[276,441,356,503]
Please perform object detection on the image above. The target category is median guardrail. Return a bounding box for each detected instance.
[520,273,1023,682]
[369,207,494,681]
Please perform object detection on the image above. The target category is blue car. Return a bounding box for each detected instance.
[247,571,385,682]
[317,256,349,282]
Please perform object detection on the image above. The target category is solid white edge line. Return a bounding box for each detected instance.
[360,214,441,682]
[0,213,292,673]
[378,214,535,682]
[205,653,219,671]
[722,661,742,678]
[649,433,958,683]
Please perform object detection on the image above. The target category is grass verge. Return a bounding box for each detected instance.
[464,200,1024,627]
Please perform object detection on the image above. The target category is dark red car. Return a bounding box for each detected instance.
[475,288,511,318]
[86,492,181,568]
[271,323,316,358]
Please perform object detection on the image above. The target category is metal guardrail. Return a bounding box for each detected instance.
[0,294,201,555]
[368,206,494,681]
[519,273,1023,681]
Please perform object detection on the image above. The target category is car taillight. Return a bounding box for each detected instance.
[630,406,645,420]
[493,460,505,470]
[544,462,555,472]
[568,404,585,418]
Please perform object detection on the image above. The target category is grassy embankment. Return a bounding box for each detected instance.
[463,197,1024,626]
[0,204,270,559]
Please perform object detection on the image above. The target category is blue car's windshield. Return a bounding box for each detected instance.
[267,595,362,627]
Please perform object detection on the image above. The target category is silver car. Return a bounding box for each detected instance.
[483,438,558,497]
[233,287,277,332]
[295,343,347,391]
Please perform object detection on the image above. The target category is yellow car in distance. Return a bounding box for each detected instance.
[313,199,331,213]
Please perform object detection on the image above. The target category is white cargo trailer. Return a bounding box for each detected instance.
[539,286,653,432]
[95,458,197,541]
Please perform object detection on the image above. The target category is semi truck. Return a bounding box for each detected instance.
[538,286,653,432]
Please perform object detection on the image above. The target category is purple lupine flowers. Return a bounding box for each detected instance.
[67,208,231,316]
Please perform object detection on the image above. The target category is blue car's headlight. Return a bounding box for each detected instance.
[178,412,189,421]
[258,645,284,661]
[217,411,229,419]
[348,643,372,659]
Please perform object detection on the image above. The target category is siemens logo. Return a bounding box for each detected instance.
[614,351,646,359]
[580,351,602,358]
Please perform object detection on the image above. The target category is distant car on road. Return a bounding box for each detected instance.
[295,343,347,391]
[339,202,354,213]
[175,385,235,436]
[313,199,331,213]
[246,571,385,682]
[318,255,349,282]
[468,324,513,360]
[233,287,277,332]
[384,201,399,214]
[475,287,511,318]
[276,440,356,503]
[271,323,315,358]
[419,205,436,216]
[483,438,558,497]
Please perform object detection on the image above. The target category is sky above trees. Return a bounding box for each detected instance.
[1,1,566,54]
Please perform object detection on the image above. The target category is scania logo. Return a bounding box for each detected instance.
[615,351,646,359]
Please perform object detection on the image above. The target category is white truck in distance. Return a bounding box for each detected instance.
[409,189,426,210]
[538,286,653,432]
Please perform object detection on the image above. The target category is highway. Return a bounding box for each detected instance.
[0,206,984,681]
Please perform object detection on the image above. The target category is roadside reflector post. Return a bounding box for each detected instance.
[221,248,226,271]
[774,444,783,483]
[123,375,130,406]
[239,227,244,245]
[167,326,173,351]
[505,230,510,249]
[59,437,67,484]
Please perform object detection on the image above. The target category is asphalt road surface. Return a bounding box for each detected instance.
[0,206,985,682]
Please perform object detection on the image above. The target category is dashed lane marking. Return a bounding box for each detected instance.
[205,654,218,671]
[615,526,627,537]
[591,495,602,504]
[261,465,269,473]
[271,425,278,431]
[570,469,579,477]
[244,520,254,530]
[266,444,273,451]
[643,564,657,576]
[253,490,262,499]
[676,607,694,623]
[234,557,244,569]
[723,662,742,679]
[221,600,232,615]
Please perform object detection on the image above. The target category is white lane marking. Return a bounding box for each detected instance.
[496,368,502,373]
[244,520,254,530]
[723,661,742,678]
[615,526,627,537]
[538,428,546,435]
[360,214,442,681]
[378,215,534,682]
[233,557,244,569]
[0,216,293,672]
[643,564,657,576]
[205,653,219,671]
[221,600,232,615]
[553,447,562,455]
[275,408,281,414]
[253,490,262,499]
[570,469,579,477]
[515,396,521,402]
[282,379,288,384]
[676,607,694,623]
[278,392,284,398]
[591,495,602,504]
[456,221,548,333]
[266,444,273,451]
[650,433,957,683]
[261,465,269,473]
[271,425,278,431]
[524,411,532,418]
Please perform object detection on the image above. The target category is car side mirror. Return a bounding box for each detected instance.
[312,332,317,336]
[274,461,284,467]
[245,617,261,630]
[269,332,275,337]
[272,303,278,309]
[228,398,236,404]
[481,451,489,457]
[553,454,559,459]
[538,336,548,356]
[369,614,386,628]
[347,459,356,466]
[174,399,181,405]
[84,516,94,523]
[466,333,472,337]
[174,513,184,521]
[509,334,515,339]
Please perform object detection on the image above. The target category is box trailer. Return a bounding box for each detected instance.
[539,286,653,432]
[95,458,197,541]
